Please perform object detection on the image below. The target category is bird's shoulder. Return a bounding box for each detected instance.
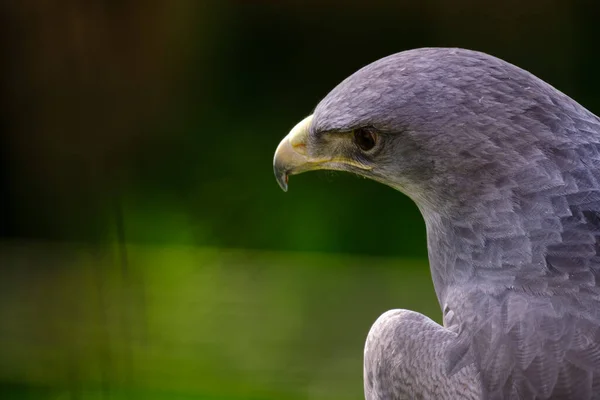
[447,286,600,399]
[364,309,481,400]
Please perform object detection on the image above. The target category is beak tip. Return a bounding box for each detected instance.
[275,171,289,192]
[273,114,313,193]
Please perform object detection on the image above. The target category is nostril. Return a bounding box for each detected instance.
[291,141,307,155]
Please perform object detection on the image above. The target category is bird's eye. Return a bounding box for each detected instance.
[353,127,377,152]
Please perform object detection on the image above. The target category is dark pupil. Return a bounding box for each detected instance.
[354,128,376,151]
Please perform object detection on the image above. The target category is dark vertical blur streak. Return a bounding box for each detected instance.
[91,245,112,400]
[114,182,135,390]
[69,9,123,393]
[0,2,18,239]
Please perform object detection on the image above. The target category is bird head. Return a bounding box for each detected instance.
[273,48,574,214]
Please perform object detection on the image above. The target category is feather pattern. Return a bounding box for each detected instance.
[307,48,600,399]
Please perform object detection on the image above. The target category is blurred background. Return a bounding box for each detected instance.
[0,1,599,399]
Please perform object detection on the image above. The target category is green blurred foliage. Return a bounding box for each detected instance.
[0,244,436,399]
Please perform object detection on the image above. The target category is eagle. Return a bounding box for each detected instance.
[273,48,600,399]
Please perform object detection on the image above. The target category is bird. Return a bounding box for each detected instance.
[273,48,600,399]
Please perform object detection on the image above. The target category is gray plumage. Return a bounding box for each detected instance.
[274,48,600,399]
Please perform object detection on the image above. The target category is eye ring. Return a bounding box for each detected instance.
[353,127,378,152]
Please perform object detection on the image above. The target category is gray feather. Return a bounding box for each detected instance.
[311,48,600,399]
[364,309,481,399]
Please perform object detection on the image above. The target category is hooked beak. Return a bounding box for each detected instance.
[273,114,373,191]
[273,115,315,191]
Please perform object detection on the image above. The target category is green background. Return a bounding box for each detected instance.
[0,1,599,398]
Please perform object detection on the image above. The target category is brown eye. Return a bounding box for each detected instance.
[353,127,377,151]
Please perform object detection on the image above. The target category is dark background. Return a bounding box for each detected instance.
[0,1,599,399]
